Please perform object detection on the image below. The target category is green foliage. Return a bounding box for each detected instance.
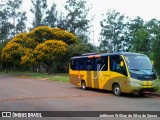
[30,0,47,28]
[43,2,57,28]
[16,12,27,33]
[153,31,160,75]
[132,27,150,55]
[100,10,128,52]
[0,39,10,52]
[68,41,97,57]
[130,16,144,33]
[64,0,92,42]
[0,0,27,40]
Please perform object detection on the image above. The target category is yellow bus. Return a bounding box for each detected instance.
[69,52,159,96]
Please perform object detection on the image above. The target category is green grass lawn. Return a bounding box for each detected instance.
[0,71,69,82]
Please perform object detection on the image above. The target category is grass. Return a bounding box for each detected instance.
[0,71,69,82]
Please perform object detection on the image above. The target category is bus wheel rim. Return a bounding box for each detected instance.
[82,82,86,89]
[115,86,120,95]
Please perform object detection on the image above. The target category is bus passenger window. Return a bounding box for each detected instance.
[100,57,108,71]
[71,59,85,70]
[93,57,108,71]
[110,56,127,76]
[86,59,93,71]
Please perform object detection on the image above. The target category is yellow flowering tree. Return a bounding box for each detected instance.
[10,32,27,45]
[21,48,36,65]
[34,40,67,74]
[28,26,77,45]
[2,42,25,71]
[2,26,77,72]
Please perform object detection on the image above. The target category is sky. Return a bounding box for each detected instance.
[12,0,160,45]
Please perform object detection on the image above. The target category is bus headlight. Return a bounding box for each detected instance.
[129,82,141,87]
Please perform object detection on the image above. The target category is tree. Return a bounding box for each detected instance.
[99,10,127,52]
[1,41,24,71]
[6,0,27,36]
[64,0,92,42]
[129,16,144,33]
[30,0,47,28]
[152,30,160,75]
[128,16,144,51]
[56,12,67,30]
[68,41,97,57]
[132,27,150,54]
[0,3,14,41]
[2,26,78,73]
[0,0,27,40]
[28,26,77,45]
[43,2,57,28]
[34,40,67,74]
[16,12,27,33]
[145,19,160,52]
[149,20,160,75]
[0,39,10,71]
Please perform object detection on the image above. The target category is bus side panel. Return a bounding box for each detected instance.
[86,71,93,88]
[109,71,130,93]
[69,70,81,86]
[69,69,86,87]
[96,71,111,90]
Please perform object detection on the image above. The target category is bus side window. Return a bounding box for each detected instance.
[70,59,82,70]
[110,56,127,76]
[93,57,108,71]
[70,59,76,70]
[86,59,93,71]
[101,56,108,71]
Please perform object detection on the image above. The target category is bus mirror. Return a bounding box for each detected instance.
[120,61,124,67]
[151,61,154,65]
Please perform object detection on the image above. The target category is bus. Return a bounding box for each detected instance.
[69,52,159,96]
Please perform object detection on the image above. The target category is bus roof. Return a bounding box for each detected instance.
[71,52,146,59]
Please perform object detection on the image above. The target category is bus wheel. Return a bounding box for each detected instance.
[81,81,87,90]
[113,84,121,96]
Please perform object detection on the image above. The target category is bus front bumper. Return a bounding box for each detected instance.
[125,81,159,94]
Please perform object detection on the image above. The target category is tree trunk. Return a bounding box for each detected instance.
[48,66,52,75]
[13,62,16,72]
[0,58,2,72]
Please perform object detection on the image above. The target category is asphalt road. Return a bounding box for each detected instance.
[0,74,160,119]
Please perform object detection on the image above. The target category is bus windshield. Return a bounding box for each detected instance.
[124,54,157,80]
[124,55,152,70]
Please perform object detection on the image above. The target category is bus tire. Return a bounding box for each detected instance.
[81,81,87,90]
[113,84,121,96]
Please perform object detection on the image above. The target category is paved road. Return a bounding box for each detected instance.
[0,74,160,119]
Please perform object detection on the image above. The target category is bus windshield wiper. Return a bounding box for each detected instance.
[130,68,147,75]
[130,68,140,71]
